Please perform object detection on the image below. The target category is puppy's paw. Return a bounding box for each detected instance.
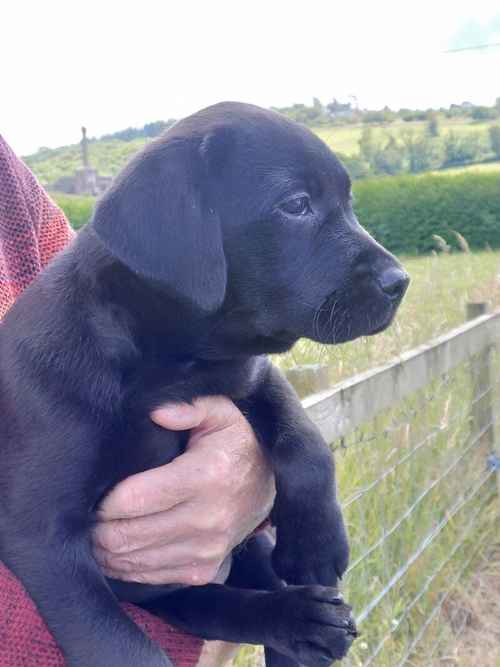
[266,586,357,666]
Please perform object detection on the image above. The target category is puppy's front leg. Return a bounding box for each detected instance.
[0,533,172,667]
[238,361,349,588]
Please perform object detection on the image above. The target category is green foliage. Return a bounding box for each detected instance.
[489,125,500,158]
[352,172,500,254]
[355,124,493,178]
[51,193,95,229]
[25,139,149,186]
[471,105,498,121]
[100,119,176,142]
[426,113,440,137]
[336,153,371,180]
[26,115,500,189]
[373,135,404,175]
[442,131,486,167]
[401,130,442,173]
[357,126,375,164]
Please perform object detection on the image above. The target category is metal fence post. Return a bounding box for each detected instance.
[466,302,499,494]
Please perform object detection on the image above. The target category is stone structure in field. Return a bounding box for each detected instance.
[51,127,112,196]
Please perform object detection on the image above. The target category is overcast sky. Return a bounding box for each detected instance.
[2,0,500,155]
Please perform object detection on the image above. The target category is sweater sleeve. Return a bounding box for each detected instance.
[0,134,75,318]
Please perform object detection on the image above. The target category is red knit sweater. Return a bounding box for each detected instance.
[0,135,202,667]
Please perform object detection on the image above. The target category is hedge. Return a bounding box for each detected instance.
[352,172,500,254]
[52,172,500,255]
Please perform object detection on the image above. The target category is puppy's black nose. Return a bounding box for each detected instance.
[377,267,410,300]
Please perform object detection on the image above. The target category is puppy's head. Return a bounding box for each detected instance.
[92,102,409,353]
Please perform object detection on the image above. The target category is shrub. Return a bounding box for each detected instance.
[352,172,500,254]
[401,130,442,173]
[336,153,371,180]
[489,125,500,158]
[426,113,440,137]
[442,132,485,167]
[373,135,404,175]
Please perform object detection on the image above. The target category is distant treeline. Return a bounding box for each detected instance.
[339,123,500,179]
[272,96,500,127]
[53,171,500,255]
[92,97,500,143]
[96,119,177,143]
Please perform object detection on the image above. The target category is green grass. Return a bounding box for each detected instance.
[27,138,148,185]
[50,192,96,230]
[434,160,500,175]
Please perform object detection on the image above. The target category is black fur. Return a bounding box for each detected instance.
[0,102,408,666]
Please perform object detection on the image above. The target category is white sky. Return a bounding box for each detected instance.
[2,0,500,155]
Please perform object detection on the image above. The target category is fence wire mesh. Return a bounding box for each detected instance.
[336,344,500,666]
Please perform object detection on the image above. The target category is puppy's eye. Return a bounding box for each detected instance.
[279,195,312,216]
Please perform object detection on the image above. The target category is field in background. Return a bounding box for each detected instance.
[27,117,500,187]
[433,160,500,175]
[314,119,495,157]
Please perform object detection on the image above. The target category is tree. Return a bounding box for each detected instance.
[471,106,496,121]
[443,132,485,166]
[489,126,500,158]
[358,127,378,165]
[426,113,440,137]
[373,135,404,175]
[401,130,441,173]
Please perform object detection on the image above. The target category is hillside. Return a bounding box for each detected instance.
[25,138,149,186]
[24,116,500,188]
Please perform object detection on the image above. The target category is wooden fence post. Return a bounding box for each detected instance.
[466,302,499,493]
[285,363,330,399]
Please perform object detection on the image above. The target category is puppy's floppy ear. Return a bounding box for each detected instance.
[91,137,227,312]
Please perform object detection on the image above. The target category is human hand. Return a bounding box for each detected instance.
[92,396,275,585]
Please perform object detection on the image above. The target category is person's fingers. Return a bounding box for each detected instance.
[151,396,239,435]
[93,500,230,555]
[101,563,222,586]
[150,400,207,431]
[96,454,199,520]
[96,537,228,585]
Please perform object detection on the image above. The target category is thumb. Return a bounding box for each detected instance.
[151,400,207,430]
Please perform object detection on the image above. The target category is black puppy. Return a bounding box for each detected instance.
[0,102,408,667]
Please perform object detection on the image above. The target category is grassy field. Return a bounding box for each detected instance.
[434,160,500,175]
[27,138,149,185]
[314,118,495,157]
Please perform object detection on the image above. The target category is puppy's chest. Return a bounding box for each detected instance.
[119,357,264,477]
[130,356,263,411]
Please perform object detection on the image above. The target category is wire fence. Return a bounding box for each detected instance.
[301,307,500,666]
